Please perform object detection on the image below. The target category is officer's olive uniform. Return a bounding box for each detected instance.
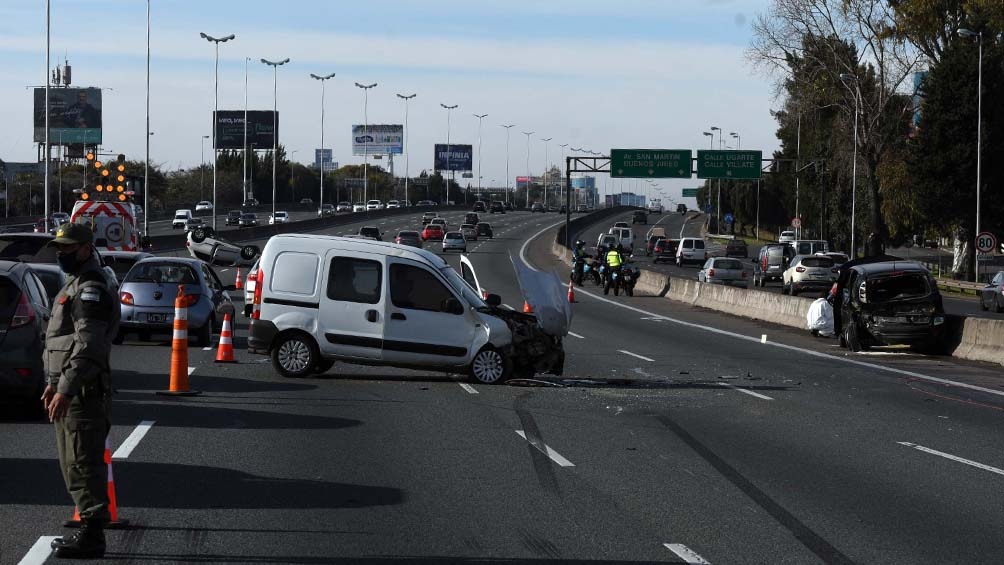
[46,254,120,523]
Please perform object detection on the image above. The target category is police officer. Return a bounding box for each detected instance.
[41,223,120,559]
[604,244,624,296]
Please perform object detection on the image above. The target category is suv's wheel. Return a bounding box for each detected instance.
[995,295,1004,314]
[844,321,866,352]
[979,295,988,311]
[469,346,512,384]
[272,332,320,378]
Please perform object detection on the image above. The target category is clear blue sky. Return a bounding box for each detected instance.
[1,0,776,205]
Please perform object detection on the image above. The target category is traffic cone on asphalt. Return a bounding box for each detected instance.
[214,313,236,363]
[523,300,534,314]
[157,285,200,396]
[567,280,576,303]
[64,438,129,529]
[234,267,243,290]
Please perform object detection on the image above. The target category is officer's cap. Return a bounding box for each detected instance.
[48,223,93,246]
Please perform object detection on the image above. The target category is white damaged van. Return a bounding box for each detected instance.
[247,234,568,383]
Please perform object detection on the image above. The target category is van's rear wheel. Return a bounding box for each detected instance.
[272,332,319,378]
[469,346,512,384]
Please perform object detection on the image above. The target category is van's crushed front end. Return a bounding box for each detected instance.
[501,253,572,378]
[487,308,565,378]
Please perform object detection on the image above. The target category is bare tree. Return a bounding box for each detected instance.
[749,0,922,255]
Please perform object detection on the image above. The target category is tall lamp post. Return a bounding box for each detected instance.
[311,72,336,212]
[710,125,723,234]
[474,113,487,201]
[200,32,235,230]
[540,138,552,206]
[200,134,209,201]
[243,57,250,204]
[440,103,458,204]
[355,82,377,205]
[840,73,861,258]
[397,93,417,206]
[559,143,568,205]
[144,0,151,238]
[261,58,289,221]
[522,131,534,208]
[501,124,515,203]
[959,28,983,282]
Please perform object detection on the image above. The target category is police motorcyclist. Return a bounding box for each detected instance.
[604,244,625,296]
[571,240,591,286]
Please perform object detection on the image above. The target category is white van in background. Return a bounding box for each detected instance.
[172,209,193,229]
[788,239,830,256]
[675,237,707,267]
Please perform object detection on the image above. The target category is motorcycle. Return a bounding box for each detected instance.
[604,267,621,296]
[584,260,601,286]
[570,256,587,286]
[620,266,637,297]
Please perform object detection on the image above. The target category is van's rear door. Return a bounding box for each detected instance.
[317,251,385,361]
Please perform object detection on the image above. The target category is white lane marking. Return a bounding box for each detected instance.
[515,430,575,467]
[519,219,570,272]
[618,349,655,362]
[567,331,585,339]
[458,383,478,394]
[188,366,196,375]
[202,346,213,351]
[761,334,767,344]
[898,442,1004,477]
[112,420,156,459]
[220,268,230,272]
[574,286,1004,399]
[718,382,774,401]
[663,543,711,564]
[18,536,58,565]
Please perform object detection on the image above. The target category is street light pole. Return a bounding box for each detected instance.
[311,72,336,212]
[522,131,534,208]
[559,143,568,205]
[540,138,551,206]
[262,57,289,222]
[356,82,377,205]
[397,93,417,206]
[440,104,458,204]
[200,32,235,230]
[501,124,515,203]
[243,57,250,204]
[710,126,722,233]
[959,28,983,281]
[200,135,209,201]
[840,73,861,258]
[474,113,487,201]
[144,0,150,238]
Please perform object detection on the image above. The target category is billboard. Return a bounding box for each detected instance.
[352,124,403,155]
[214,111,277,150]
[434,144,473,172]
[33,87,102,144]
[314,149,338,171]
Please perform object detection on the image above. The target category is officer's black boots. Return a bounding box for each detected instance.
[52,520,106,559]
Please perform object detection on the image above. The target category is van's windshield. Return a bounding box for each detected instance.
[441,266,487,308]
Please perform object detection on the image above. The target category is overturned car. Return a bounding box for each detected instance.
[246,234,567,383]
[186,226,261,267]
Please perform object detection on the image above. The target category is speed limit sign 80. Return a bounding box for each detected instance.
[976,232,996,254]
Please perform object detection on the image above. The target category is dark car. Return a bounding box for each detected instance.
[394,230,423,248]
[490,201,505,214]
[632,211,647,225]
[652,239,680,264]
[834,261,946,352]
[0,233,57,263]
[464,212,480,226]
[476,222,493,239]
[0,261,51,414]
[505,202,514,211]
[559,205,567,214]
[979,271,1004,313]
[677,204,687,214]
[645,235,664,256]
[358,226,383,241]
[318,203,336,217]
[101,250,155,283]
[472,201,487,213]
[238,213,259,227]
[226,210,242,226]
[726,239,749,258]
[752,243,795,287]
[531,202,545,213]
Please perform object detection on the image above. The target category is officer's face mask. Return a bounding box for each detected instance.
[56,246,84,274]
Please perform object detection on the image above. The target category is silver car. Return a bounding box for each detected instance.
[442,231,467,253]
[187,227,260,267]
[698,257,748,287]
[118,257,236,346]
[460,223,478,241]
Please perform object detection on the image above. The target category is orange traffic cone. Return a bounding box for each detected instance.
[158,285,200,396]
[234,267,243,290]
[567,280,576,303]
[215,313,236,363]
[64,438,129,529]
[523,300,534,313]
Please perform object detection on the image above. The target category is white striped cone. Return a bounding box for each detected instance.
[215,313,236,363]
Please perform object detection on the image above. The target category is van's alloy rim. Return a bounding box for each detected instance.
[473,350,504,382]
[278,339,311,372]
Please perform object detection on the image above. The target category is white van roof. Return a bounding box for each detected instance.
[263,233,450,269]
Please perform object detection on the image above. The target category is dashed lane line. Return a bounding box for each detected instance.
[663,543,712,564]
[718,382,774,401]
[898,442,1004,477]
[18,536,59,565]
[618,349,655,362]
[515,430,575,467]
[112,420,156,459]
[458,383,478,394]
[567,331,585,339]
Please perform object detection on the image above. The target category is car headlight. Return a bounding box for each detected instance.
[933,315,945,325]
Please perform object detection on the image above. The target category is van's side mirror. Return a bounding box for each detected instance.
[485,293,502,307]
[442,297,464,315]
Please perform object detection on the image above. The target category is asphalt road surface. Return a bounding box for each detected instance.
[3,209,1004,564]
[577,210,999,320]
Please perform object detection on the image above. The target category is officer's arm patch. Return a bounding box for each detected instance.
[80,288,102,302]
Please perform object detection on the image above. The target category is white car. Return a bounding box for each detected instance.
[186,226,261,267]
[386,200,401,209]
[195,201,213,212]
[269,211,290,225]
[442,231,468,252]
[366,199,384,211]
[336,201,352,212]
[779,230,796,243]
[782,254,837,296]
[352,202,366,213]
[246,234,569,382]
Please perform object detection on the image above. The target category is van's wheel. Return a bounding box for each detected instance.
[313,359,335,374]
[272,332,320,378]
[844,322,866,352]
[469,346,512,384]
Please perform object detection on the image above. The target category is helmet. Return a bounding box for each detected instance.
[574,239,585,249]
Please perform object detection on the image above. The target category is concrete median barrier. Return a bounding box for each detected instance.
[950,316,1004,365]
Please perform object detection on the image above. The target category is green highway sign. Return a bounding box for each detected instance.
[610,149,692,178]
[682,188,698,197]
[697,150,763,180]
